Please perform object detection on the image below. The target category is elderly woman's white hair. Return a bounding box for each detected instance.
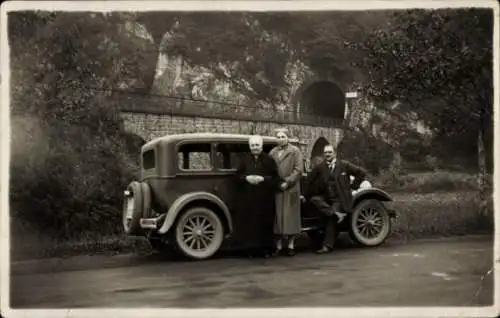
[248,135,263,145]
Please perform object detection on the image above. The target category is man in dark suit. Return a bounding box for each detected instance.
[304,144,367,254]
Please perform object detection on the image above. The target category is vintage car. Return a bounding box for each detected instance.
[122,133,397,260]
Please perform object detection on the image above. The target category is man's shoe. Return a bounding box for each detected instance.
[315,246,333,254]
[285,248,296,257]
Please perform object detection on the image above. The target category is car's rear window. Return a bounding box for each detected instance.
[262,143,275,153]
[142,149,155,170]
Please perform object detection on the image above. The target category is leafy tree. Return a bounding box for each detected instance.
[337,129,394,175]
[357,8,493,214]
[357,8,493,159]
[254,11,393,83]
[9,11,149,238]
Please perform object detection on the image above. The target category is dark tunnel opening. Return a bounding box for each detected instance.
[299,81,346,119]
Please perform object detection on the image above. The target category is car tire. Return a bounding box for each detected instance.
[122,181,144,235]
[174,207,224,260]
[140,182,152,218]
[349,199,391,247]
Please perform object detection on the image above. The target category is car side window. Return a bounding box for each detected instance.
[262,143,275,154]
[177,143,212,171]
[215,143,249,170]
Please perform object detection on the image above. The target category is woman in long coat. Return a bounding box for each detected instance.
[269,129,303,256]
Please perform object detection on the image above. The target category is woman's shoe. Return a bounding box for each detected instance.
[271,248,282,257]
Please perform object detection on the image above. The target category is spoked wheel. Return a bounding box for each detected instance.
[349,199,391,247]
[174,207,224,260]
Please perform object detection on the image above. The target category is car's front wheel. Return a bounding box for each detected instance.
[174,207,224,260]
[349,199,391,247]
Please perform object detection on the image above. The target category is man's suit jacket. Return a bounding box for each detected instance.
[304,159,367,213]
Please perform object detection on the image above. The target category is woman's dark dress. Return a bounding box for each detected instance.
[234,152,281,253]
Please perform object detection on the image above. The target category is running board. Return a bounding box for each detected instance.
[301,226,321,232]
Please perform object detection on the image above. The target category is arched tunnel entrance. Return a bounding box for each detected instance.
[299,81,346,119]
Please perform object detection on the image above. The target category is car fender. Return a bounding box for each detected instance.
[352,187,393,205]
[157,191,233,235]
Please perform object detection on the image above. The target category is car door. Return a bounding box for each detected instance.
[212,142,248,213]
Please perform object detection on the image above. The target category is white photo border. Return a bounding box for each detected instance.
[1,1,499,318]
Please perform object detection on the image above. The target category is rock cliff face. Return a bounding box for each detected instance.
[152,52,318,115]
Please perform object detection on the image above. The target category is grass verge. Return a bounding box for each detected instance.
[374,170,491,194]
[10,190,493,261]
[389,191,493,240]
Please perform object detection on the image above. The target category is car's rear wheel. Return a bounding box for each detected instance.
[174,207,224,260]
[349,199,391,247]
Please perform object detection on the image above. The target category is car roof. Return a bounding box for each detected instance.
[143,132,276,148]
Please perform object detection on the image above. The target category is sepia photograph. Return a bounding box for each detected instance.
[1,0,498,317]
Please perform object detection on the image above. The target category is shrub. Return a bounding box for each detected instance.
[374,170,482,194]
[337,130,395,175]
[425,155,439,171]
[390,191,493,239]
[10,116,141,242]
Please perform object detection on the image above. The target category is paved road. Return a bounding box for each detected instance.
[10,236,494,308]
